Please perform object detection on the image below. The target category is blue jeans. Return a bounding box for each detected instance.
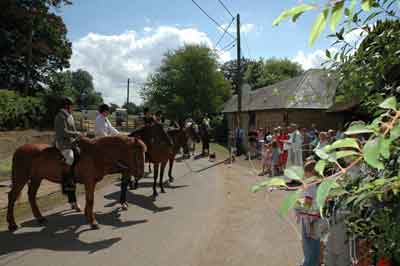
[302,220,320,266]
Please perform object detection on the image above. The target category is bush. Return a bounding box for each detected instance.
[0,90,46,130]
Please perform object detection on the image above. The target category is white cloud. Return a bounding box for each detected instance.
[220,23,256,34]
[292,48,338,70]
[70,26,230,105]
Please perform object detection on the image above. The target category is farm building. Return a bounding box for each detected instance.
[222,69,354,136]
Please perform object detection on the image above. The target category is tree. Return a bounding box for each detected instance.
[220,58,252,93]
[0,0,72,94]
[122,102,139,115]
[109,103,119,113]
[244,58,303,90]
[70,69,103,108]
[142,44,231,121]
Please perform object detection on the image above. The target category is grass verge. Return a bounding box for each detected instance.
[0,157,11,182]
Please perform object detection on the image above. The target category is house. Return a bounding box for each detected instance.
[222,69,351,137]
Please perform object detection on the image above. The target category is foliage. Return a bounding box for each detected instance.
[122,102,139,115]
[46,69,103,109]
[210,115,228,143]
[220,58,252,93]
[109,103,119,113]
[0,90,46,130]
[272,0,399,46]
[0,0,72,93]
[252,97,400,258]
[246,58,303,90]
[142,44,231,122]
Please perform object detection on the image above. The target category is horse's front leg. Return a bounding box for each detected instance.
[120,172,129,210]
[160,162,167,193]
[152,163,159,198]
[168,158,174,183]
[84,181,99,229]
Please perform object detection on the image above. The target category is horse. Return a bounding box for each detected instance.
[183,121,200,158]
[121,122,174,204]
[199,120,211,156]
[7,136,146,231]
[164,123,201,182]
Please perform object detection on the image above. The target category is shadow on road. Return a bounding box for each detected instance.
[104,190,173,213]
[0,209,147,256]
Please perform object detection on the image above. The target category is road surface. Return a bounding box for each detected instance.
[0,157,301,266]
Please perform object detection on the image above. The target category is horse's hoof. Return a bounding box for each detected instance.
[8,224,18,232]
[169,177,174,183]
[121,203,128,211]
[37,217,48,225]
[90,223,100,230]
[161,189,166,193]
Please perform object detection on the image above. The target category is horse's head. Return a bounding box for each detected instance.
[147,122,174,147]
[128,137,147,177]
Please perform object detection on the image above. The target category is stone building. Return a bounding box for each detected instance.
[222,69,352,137]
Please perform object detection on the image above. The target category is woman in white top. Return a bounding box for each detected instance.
[95,104,119,137]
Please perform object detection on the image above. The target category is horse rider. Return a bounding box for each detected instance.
[54,96,82,211]
[95,104,119,137]
[143,107,154,126]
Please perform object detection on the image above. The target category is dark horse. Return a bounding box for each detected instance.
[7,136,146,231]
[199,120,211,156]
[164,123,200,182]
[120,122,174,204]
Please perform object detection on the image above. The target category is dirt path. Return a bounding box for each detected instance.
[0,155,302,266]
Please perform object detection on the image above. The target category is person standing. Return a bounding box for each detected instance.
[235,124,244,156]
[286,124,303,168]
[54,97,82,211]
[95,104,119,137]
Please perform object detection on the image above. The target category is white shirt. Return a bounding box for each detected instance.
[95,114,119,137]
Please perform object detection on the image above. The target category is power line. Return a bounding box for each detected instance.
[217,0,235,19]
[191,0,236,39]
[215,17,235,49]
[216,39,236,53]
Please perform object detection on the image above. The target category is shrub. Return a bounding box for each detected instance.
[0,90,46,130]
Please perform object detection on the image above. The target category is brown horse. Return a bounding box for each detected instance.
[7,136,146,232]
[121,122,173,202]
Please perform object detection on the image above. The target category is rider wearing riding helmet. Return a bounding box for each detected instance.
[54,96,82,211]
[143,107,154,126]
[95,104,119,137]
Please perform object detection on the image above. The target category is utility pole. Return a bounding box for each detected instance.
[236,13,242,127]
[127,78,130,105]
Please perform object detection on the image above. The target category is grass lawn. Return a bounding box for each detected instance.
[0,157,11,182]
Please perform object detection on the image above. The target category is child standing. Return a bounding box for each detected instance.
[296,160,321,266]
[260,143,272,176]
[270,141,280,176]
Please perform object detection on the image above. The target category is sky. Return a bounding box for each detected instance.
[58,0,348,105]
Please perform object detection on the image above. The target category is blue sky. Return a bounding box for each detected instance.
[58,0,338,105]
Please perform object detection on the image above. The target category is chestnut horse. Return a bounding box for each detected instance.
[7,136,146,231]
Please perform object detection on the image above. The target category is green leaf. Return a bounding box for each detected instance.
[380,138,391,159]
[316,179,339,212]
[379,97,397,109]
[315,160,327,176]
[361,0,373,11]
[315,148,330,160]
[335,150,360,159]
[345,123,374,135]
[325,49,331,58]
[309,9,329,46]
[272,4,316,26]
[278,190,301,217]
[363,11,382,24]
[390,122,400,140]
[325,138,360,151]
[330,1,345,32]
[284,166,304,180]
[349,0,357,15]
[363,137,384,169]
[251,177,288,193]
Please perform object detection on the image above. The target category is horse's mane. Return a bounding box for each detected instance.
[128,126,145,137]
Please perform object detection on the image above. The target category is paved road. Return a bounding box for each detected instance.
[0,157,301,266]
